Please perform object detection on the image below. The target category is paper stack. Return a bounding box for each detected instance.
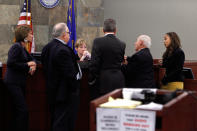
[99,97,142,109]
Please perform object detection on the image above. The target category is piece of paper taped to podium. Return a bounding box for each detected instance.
[96,108,156,131]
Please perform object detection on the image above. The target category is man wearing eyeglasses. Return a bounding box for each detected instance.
[41,22,81,131]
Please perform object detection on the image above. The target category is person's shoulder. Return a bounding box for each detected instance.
[43,39,56,48]
[177,48,184,53]
[92,37,105,47]
[12,42,20,47]
[42,40,54,52]
[174,48,185,55]
[93,36,104,42]
[115,37,126,46]
[56,43,71,54]
[170,48,185,60]
[142,48,151,53]
[10,42,22,50]
[120,40,126,46]
[134,48,150,58]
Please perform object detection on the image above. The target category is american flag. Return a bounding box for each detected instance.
[17,0,35,53]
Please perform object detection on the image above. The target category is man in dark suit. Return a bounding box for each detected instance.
[41,23,81,131]
[89,18,126,99]
[122,35,155,88]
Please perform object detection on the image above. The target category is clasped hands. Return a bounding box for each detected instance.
[80,51,91,61]
[27,61,37,75]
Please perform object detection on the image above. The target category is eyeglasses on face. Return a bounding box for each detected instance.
[66,31,71,35]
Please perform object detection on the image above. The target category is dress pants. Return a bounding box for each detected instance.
[50,89,80,131]
[6,83,28,131]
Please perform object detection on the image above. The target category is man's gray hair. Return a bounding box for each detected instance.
[138,35,152,48]
[52,23,68,38]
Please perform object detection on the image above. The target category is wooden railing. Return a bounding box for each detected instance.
[1,59,197,131]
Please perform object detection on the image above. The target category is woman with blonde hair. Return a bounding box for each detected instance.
[75,38,91,61]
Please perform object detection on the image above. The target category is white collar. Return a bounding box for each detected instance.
[55,38,67,45]
[104,32,115,36]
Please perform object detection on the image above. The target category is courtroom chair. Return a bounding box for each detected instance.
[182,67,194,79]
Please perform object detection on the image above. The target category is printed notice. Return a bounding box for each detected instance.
[97,108,121,131]
[120,109,155,131]
[97,108,155,131]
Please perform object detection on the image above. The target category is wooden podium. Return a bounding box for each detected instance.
[0,64,90,131]
[90,89,197,131]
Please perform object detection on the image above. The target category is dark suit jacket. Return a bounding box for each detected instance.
[122,48,155,88]
[4,42,35,86]
[162,48,185,84]
[41,39,80,104]
[90,34,126,94]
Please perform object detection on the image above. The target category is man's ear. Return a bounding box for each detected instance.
[140,40,146,48]
[139,40,143,46]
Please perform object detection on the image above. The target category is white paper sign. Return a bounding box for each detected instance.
[97,108,156,131]
[97,108,121,131]
[120,109,155,131]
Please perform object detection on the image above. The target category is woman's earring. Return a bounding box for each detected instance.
[24,38,28,43]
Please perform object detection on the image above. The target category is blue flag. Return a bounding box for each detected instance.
[67,0,77,53]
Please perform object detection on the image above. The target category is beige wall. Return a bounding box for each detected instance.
[104,0,197,60]
[0,0,104,63]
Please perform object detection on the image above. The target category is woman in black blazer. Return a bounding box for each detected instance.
[4,25,36,131]
[161,32,185,91]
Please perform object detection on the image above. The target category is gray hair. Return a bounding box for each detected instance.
[52,23,68,38]
[103,18,116,32]
[138,35,152,48]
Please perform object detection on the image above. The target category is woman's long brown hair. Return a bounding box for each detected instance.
[162,32,181,59]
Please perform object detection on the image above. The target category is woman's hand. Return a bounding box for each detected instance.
[27,61,36,75]
[27,61,36,66]
[80,51,91,61]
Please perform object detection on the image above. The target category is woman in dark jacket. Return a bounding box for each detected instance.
[75,38,91,69]
[75,38,91,61]
[161,32,185,91]
[4,25,36,131]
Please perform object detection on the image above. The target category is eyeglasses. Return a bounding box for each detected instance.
[66,31,71,35]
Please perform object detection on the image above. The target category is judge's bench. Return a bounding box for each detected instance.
[1,59,197,131]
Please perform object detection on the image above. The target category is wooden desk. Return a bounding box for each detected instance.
[154,60,197,88]
[0,64,90,131]
[1,59,197,131]
[0,78,6,130]
[184,79,197,91]
[90,89,197,131]
[154,59,197,80]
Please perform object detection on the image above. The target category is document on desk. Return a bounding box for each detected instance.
[136,102,163,110]
[99,98,142,109]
